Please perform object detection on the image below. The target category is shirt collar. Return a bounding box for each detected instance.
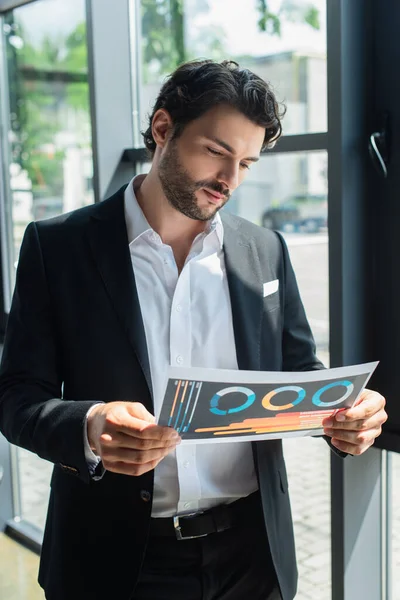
[124,175,224,248]
[124,175,152,244]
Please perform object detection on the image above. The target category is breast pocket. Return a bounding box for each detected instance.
[263,279,280,312]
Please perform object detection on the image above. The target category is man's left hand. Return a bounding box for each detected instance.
[322,389,387,455]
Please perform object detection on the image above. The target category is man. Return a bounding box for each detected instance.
[0,60,387,600]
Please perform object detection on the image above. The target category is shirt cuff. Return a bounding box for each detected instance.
[83,403,104,475]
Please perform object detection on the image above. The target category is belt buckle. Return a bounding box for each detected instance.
[173,513,208,541]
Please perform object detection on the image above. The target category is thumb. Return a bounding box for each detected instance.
[126,401,156,424]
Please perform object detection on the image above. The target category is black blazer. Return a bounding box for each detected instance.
[0,185,327,600]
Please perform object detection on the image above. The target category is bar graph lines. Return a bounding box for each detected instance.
[168,380,203,433]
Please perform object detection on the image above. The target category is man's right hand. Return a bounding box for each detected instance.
[87,402,181,476]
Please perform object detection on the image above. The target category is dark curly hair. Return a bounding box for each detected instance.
[142,59,285,157]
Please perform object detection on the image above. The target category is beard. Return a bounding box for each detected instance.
[158,141,230,222]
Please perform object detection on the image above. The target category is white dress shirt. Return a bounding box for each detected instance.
[85,175,258,517]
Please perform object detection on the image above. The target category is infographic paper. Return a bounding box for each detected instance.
[157,362,379,444]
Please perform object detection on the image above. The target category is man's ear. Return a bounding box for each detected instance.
[152,109,173,149]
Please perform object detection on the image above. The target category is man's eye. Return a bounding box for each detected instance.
[240,163,251,170]
[207,147,223,156]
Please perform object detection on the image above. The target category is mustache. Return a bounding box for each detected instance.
[196,180,230,199]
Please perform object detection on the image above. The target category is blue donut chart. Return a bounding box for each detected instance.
[208,380,356,415]
[210,386,256,415]
[312,380,354,407]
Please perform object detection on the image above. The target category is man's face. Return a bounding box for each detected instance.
[157,105,265,222]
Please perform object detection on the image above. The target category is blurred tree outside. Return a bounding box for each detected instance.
[6,16,90,208]
[141,0,320,83]
[257,0,320,36]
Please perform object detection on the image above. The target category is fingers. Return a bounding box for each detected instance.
[323,410,385,455]
[341,390,386,422]
[105,408,179,443]
[100,430,179,451]
[323,411,387,433]
[98,417,180,477]
[101,444,176,476]
[322,390,387,432]
[326,425,381,450]
[330,437,373,456]
[103,458,165,477]
[91,402,182,475]
[102,445,174,467]
[322,388,388,456]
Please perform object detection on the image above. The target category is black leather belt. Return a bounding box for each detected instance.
[149,490,261,541]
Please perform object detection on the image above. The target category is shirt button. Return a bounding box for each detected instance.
[140,489,151,503]
[183,461,190,468]
[176,355,183,365]
[184,502,192,509]
[176,305,182,312]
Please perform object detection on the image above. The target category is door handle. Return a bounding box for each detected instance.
[368,112,391,178]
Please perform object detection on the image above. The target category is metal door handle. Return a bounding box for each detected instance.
[369,132,388,178]
[368,111,391,178]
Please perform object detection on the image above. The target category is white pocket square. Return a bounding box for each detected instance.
[263,279,279,297]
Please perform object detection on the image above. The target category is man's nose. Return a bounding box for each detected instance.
[217,163,240,192]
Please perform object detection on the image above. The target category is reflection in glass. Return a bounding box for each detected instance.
[3,0,92,530]
[139,0,327,136]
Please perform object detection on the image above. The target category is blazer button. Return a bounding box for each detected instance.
[140,489,151,503]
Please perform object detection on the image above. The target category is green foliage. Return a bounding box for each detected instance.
[12,79,65,196]
[257,0,320,37]
[257,0,281,35]
[142,0,320,84]
[304,6,320,30]
[141,0,226,83]
[141,0,185,82]
[7,18,89,197]
[63,22,88,72]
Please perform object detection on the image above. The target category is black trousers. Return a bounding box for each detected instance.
[133,499,281,600]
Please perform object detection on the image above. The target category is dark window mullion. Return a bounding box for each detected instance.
[0,15,10,339]
[0,241,6,342]
[0,0,36,15]
[264,132,328,154]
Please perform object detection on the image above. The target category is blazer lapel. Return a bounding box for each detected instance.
[87,189,153,403]
[222,214,264,371]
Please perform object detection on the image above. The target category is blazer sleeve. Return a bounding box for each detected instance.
[0,222,99,483]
